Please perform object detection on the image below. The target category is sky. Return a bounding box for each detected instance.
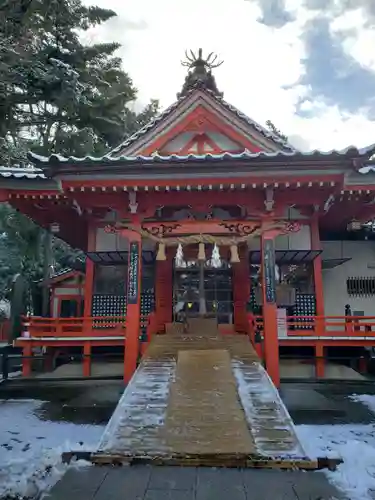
[83,0,375,152]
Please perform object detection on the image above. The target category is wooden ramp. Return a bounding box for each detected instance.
[163,349,255,455]
[94,321,313,468]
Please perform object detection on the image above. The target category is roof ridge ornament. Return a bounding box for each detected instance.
[178,48,224,98]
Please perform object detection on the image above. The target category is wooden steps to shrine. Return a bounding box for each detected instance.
[80,321,341,470]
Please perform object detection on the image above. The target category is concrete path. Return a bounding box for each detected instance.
[45,465,345,500]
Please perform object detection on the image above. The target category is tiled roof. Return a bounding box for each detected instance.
[109,87,296,156]
[27,143,375,166]
[35,267,84,284]
[0,166,46,179]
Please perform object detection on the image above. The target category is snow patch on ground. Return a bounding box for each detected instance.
[0,399,104,499]
[232,360,306,457]
[98,359,176,454]
[0,371,22,383]
[296,424,375,500]
[350,393,375,414]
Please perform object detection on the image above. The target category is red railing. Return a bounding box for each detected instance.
[22,316,128,338]
[253,315,375,338]
[18,313,159,347]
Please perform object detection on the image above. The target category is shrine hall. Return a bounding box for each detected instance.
[1,49,375,387]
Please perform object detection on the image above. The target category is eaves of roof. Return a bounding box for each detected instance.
[27,144,375,168]
[0,166,46,179]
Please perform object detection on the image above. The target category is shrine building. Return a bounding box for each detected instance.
[2,50,375,387]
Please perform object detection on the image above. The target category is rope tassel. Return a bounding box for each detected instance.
[198,242,206,261]
[156,242,166,261]
[230,244,240,263]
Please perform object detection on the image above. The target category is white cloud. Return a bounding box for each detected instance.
[331,8,375,73]
[83,0,375,151]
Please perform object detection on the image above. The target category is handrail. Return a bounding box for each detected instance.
[22,315,150,339]
[252,315,375,337]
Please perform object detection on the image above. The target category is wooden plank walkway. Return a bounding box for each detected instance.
[162,349,255,454]
[95,321,309,465]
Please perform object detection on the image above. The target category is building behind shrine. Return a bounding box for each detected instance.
[1,50,375,386]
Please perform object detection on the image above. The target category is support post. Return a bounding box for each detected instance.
[261,233,280,387]
[83,342,91,377]
[155,251,173,331]
[311,217,324,335]
[315,342,325,378]
[42,230,52,317]
[83,225,96,318]
[198,259,207,316]
[233,245,250,333]
[22,344,32,377]
[124,234,142,383]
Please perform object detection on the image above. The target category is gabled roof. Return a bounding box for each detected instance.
[37,268,84,286]
[109,87,296,158]
[13,48,375,176]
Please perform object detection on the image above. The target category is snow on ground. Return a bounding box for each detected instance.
[0,371,22,383]
[350,393,375,414]
[296,394,375,500]
[0,399,105,499]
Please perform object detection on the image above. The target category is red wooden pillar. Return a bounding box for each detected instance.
[155,250,173,332]
[83,342,91,377]
[22,344,32,377]
[233,245,250,333]
[315,342,325,378]
[83,225,96,318]
[124,234,142,383]
[311,217,324,335]
[261,233,280,387]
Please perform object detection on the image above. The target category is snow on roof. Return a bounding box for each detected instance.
[0,166,46,179]
[36,268,84,285]
[27,144,375,166]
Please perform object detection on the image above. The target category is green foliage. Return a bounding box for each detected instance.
[0,0,159,160]
[265,120,288,144]
[0,0,160,299]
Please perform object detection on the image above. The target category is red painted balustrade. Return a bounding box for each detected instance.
[21,314,156,340]
[253,315,375,337]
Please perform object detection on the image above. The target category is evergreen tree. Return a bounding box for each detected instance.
[0,0,160,297]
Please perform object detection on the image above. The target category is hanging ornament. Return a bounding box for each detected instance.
[156,242,166,261]
[230,244,240,263]
[210,243,222,268]
[198,242,206,261]
[175,244,186,267]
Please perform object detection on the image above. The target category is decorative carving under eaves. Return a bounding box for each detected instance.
[143,223,181,238]
[219,222,260,236]
[104,224,117,234]
[282,222,301,234]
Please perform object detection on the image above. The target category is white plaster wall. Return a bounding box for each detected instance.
[247,225,311,251]
[95,228,156,252]
[276,225,311,250]
[96,228,128,251]
[208,131,239,150]
[163,132,192,151]
[322,241,375,316]
[54,287,82,296]
[53,297,59,317]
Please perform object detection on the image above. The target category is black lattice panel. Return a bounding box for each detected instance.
[92,294,127,328]
[292,293,316,330]
[140,287,155,341]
